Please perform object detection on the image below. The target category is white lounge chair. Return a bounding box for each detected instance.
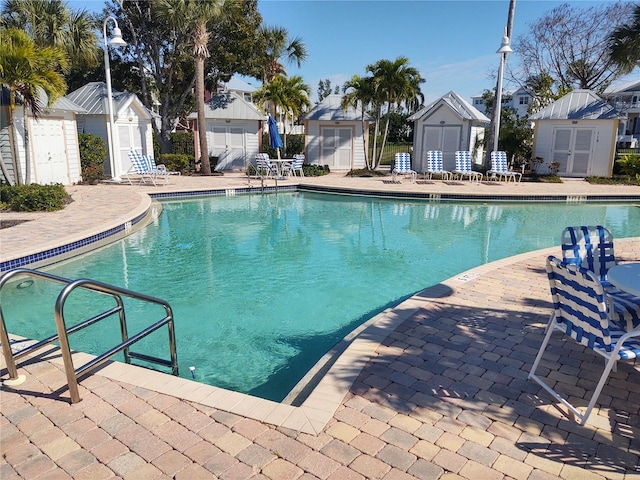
[146,156,180,184]
[424,150,450,180]
[488,151,522,183]
[453,151,482,183]
[125,150,157,185]
[392,152,417,183]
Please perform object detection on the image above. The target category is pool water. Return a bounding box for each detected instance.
[4,193,640,401]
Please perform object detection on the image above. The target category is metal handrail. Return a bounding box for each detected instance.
[0,268,178,403]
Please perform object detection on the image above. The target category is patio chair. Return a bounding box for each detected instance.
[255,153,277,179]
[392,152,417,183]
[146,156,181,184]
[424,150,451,180]
[284,154,304,177]
[561,225,640,331]
[125,150,157,185]
[528,255,640,425]
[488,151,522,183]
[453,151,482,183]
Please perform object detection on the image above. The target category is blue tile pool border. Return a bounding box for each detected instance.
[3,183,639,273]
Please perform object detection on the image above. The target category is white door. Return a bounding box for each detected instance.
[552,127,594,175]
[30,117,69,184]
[118,122,150,174]
[422,125,461,171]
[207,125,246,170]
[320,127,352,169]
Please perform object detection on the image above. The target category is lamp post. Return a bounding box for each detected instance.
[493,27,513,153]
[103,17,127,181]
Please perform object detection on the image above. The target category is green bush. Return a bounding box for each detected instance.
[302,164,330,176]
[261,133,305,158]
[616,154,640,178]
[157,154,192,174]
[78,133,106,184]
[0,184,69,211]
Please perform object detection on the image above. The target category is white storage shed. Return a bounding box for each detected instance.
[66,82,155,177]
[187,91,266,171]
[408,91,489,173]
[529,90,620,177]
[304,95,373,170]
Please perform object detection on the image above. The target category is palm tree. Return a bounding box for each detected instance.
[0,28,68,185]
[367,57,424,168]
[253,75,311,156]
[156,0,226,175]
[341,75,376,169]
[1,0,99,71]
[259,25,308,84]
[609,4,640,74]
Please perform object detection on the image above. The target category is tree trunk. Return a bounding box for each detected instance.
[196,56,210,175]
[8,105,23,185]
[23,104,31,185]
[0,148,13,186]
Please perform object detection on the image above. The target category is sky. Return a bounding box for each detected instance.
[74,0,640,104]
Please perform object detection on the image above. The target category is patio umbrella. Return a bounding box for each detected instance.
[268,115,283,159]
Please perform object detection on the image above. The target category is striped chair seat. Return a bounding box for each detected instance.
[392,153,416,183]
[125,151,157,185]
[453,151,482,183]
[528,256,640,425]
[488,151,522,183]
[424,150,450,180]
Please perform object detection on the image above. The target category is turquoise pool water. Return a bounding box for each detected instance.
[4,193,640,401]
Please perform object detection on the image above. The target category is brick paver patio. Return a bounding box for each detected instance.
[1,175,639,479]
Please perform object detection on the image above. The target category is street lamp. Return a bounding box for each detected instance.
[493,27,513,153]
[103,16,127,181]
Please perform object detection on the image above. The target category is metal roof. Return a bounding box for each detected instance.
[304,95,374,121]
[603,79,640,95]
[407,91,489,123]
[0,87,86,113]
[65,82,152,119]
[529,89,620,120]
[186,92,266,120]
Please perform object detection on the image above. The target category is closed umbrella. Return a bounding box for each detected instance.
[268,115,283,159]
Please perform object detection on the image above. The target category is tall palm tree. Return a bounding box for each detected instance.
[156,0,227,175]
[367,57,424,168]
[0,28,68,185]
[253,75,311,156]
[609,3,640,73]
[259,25,308,83]
[342,75,376,169]
[1,0,99,71]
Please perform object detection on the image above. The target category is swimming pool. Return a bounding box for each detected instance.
[4,192,640,401]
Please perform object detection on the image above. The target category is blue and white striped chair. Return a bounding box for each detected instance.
[146,156,180,184]
[424,150,450,180]
[488,151,522,183]
[392,152,416,183]
[453,151,482,183]
[529,255,640,425]
[254,153,277,179]
[125,150,157,185]
[289,154,305,177]
[562,225,640,331]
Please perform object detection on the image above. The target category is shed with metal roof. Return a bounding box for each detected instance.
[1,88,86,185]
[529,90,621,177]
[408,91,489,173]
[66,82,154,178]
[304,95,374,170]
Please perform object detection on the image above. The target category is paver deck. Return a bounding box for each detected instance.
[1,174,639,479]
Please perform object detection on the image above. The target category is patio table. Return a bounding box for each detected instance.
[608,262,640,297]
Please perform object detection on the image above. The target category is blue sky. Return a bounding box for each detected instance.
[76,0,640,104]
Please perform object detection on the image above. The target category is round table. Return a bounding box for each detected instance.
[608,262,640,297]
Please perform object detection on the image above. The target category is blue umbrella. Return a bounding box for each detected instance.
[267,115,283,158]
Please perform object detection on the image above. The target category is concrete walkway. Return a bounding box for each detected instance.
[1,174,639,480]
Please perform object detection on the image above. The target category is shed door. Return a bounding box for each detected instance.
[207,125,246,170]
[552,127,594,175]
[30,117,69,184]
[422,125,461,171]
[320,127,352,169]
[118,122,149,173]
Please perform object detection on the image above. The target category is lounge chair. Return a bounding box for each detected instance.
[488,151,522,182]
[424,150,451,180]
[528,255,640,425]
[392,152,417,183]
[453,151,482,183]
[561,225,640,331]
[125,150,157,185]
[146,156,180,184]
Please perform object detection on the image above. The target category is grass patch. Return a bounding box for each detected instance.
[586,176,640,186]
[347,169,389,177]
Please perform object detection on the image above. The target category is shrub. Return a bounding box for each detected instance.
[157,154,192,174]
[78,133,106,184]
[0,184,69,211]
[171,131,195,155]
[302,164,330,176]
[616,154,640,178]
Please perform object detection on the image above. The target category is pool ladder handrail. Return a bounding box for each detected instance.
[0,268,179,403]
